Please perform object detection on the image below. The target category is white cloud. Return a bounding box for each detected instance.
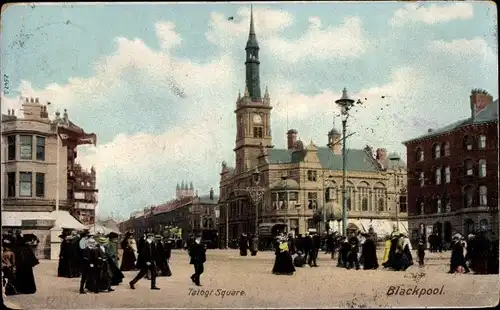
[391,3,474,27]
[155,21,183,50]
[268,16,369,63]
[428,37,495,59]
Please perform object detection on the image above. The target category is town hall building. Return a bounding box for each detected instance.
[217,8,408,246]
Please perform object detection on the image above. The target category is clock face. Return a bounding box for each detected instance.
[253,114,262,124]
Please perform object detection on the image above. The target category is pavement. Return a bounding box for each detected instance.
[5,249,499,309]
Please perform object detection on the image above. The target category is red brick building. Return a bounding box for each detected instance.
[403,89,498,245]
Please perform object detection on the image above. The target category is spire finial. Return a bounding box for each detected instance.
[264,86,269,98]
[244,85,249,97]
[249,4,255,36]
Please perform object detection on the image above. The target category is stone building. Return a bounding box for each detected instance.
[403,89,498,245]
[1,97,97,259]
[217,9,408,246]
[71,163,98,225]
[118,185,219,240]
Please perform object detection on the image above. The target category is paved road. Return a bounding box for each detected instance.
[6,249,498,309]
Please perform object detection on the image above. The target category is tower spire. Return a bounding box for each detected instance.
[249,4,255,37]
[245,4,261,101]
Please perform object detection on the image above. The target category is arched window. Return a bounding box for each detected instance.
[361,197,368,211]
[436,198,442,214]
[433,144,441,159]
[434,167,442,185]
[442,142,450,157]
[479,219,488,231]
[444,166,451,183]
[464,136,474,150]
[478,159,487,178]
[346,197,352,211]
[378,198,385,212]
[463,186,474,208]
[399,196,407,213]
[464,219,474,236]
[479,185,487,206]
[417,197,424,215]
[416,148,424,162]
[419,171,425,187]
[464,159,473,176]
[479,135,486,149]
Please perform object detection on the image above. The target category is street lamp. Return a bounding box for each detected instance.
[235,167,266,235]
[281,174,289,231]
[389,153,402,232]
[335,88,356,236]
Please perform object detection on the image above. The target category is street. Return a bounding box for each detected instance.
[6,249,499,309]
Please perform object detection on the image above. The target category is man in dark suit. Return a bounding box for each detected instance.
[129,232,160,290]
[189,234,206,286]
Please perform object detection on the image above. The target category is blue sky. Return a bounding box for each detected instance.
[1,2,497,220]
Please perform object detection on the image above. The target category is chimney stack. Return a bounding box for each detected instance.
[287,129,298,150]
[470,88,493,118]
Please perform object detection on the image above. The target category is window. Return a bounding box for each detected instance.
[19,172,32,197]
[289,192,298,201]
[419,200,424,215]
[479,135,486,149]
[419,171,425,187]
[361,197,369,211]
[7,135,16,160]
[444,166,451,183]
[35,173,45,197]
[307,170,317,181]
[307,192,317,209]
[253,127,263,138]
[479,219,488,231]
[445,197,451,213]
[378,198,384,212]
[478,159,487,178]
[416,148,424,162]
[464,136,474,150]
[346,197,352,211]
[399,196,407,213]
[479,186,487,206]
[464,159,473,176]
[463,186,473,208]
[433,144,441,159]
[19,135,32,160]
[464,219,474,236]
[36,136,45,161]
[325,187,336,201]
[436,199,442,214]
[435,167,442,185]
[7,172,16,197]
[442,142,450,157]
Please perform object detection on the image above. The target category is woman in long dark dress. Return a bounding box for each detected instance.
[2,238,18,296]
[120,232,137,271]
[272,235,296,275]
[57,235,72,277]
[106,233,124,286]
[239,234,249,256]
[14,236,39,294]
[362,233,379,270]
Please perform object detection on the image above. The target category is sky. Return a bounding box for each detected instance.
[1,1,498,220]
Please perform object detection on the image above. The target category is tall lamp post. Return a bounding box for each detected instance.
[281,174,289,232]
[335,88,356,236]
[389,154,402,232]
[235,168,266,235]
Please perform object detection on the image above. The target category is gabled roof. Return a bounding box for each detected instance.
[402,99,498,144]
[267,147,401,172]
[197,195,219,205]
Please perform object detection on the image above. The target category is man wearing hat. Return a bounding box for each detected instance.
[188,234,206,286]
[129,232,160,290]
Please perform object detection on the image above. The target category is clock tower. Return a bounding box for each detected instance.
[234,5,273,173]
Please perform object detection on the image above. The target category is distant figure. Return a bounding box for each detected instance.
[120,232,137,271]
[189,235,207,286]
[250,234,259,256]
[239,233,249,256]
[417,235,426,267]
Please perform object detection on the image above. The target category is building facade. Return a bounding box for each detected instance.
[1,97,97,258]
[403,89,498,245]
[217,9,408,247]
[71,163,98,225]
[118,185,219,240]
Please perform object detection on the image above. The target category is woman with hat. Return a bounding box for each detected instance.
[448,233,470,274]
[272,234,296,275]
[106,232,124,286]
[120,232,138,271]
[2,238,17,296]
[13,235,39,294]
[95,236,114,292]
